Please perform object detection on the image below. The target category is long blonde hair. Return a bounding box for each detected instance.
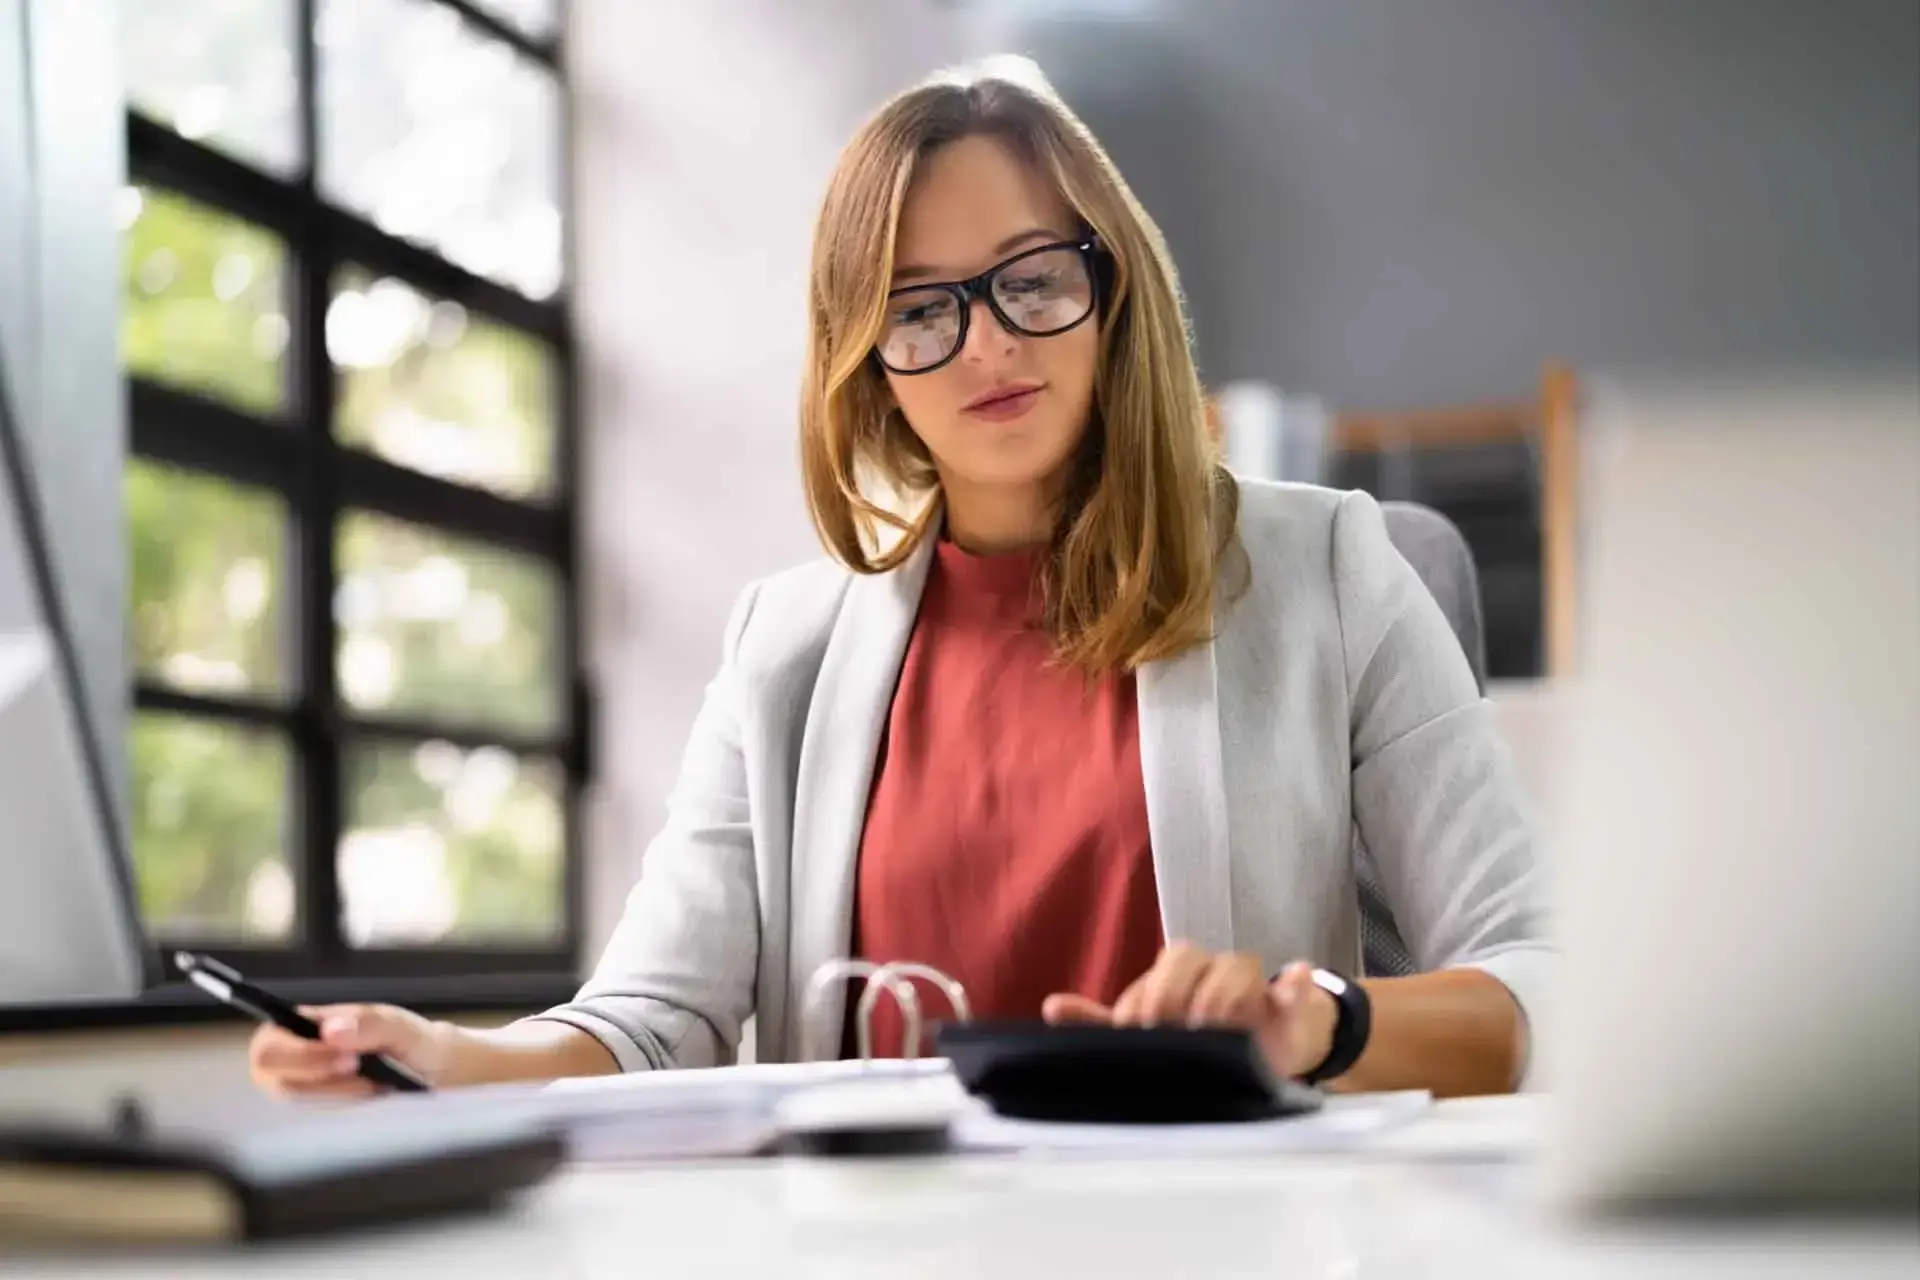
[799,59,1239,675]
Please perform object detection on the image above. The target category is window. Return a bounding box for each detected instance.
[121,0,581,981]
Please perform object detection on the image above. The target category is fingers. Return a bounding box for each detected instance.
[263,1049,364,1087]
[311,1005,398,1054]
[1042,993,1112,1023]
[1262,962,1324,1079]
[249,1028,365,1098]
[1123,944,1212,1026]
[251,1023,351,1074]
[249,1003,424,1100]
[1186,953,1267,1027]
[1269,961,1315,1016]
[1046,951,1299,1045]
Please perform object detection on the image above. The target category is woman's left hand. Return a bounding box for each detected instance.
[1042,945,1338,1080]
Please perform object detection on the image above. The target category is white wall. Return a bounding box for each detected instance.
[570,3,981,961]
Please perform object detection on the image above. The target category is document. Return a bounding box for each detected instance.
[345,1057,949,1165]
[349,1064,1432,1166]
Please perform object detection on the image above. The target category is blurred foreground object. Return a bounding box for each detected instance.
[1544,372,1920,1212]
[0,351,153,1006]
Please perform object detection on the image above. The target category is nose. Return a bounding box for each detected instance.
[958,295,1018,365]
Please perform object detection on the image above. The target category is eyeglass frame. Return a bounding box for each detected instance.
[872,236,1107,377]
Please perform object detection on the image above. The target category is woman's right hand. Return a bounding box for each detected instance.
[248,1004,457,1099]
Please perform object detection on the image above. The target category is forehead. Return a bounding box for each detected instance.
[893,134,1075,274]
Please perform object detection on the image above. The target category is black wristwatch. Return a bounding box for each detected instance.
[1299,967,1371,1085]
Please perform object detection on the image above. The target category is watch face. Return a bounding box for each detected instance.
[1311,967,1349,997]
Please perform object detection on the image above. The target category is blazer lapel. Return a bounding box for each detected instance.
[786,536,935,1060]
[1137,635,1236,952]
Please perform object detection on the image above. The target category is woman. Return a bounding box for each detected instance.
[251,61,1548,1102]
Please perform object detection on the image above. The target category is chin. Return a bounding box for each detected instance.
[948,442,1078,493]
[940,418,1082,490]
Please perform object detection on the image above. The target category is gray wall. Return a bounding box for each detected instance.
[981,0,1920,407]
[0,0,128,825]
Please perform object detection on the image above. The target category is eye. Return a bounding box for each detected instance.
[894,303,943,325]
[889,293,955,327]
[999,271,1061,297]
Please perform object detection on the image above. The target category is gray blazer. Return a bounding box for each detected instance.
[533,480,1551,1081]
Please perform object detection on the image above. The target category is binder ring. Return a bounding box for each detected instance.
[857,962,971,1059]
[802,959,971,1061]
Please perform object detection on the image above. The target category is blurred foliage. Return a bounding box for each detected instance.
[122,184,287,414]
[126,459,283,696]
[345,743,564,944]
[131,714,290,941]
[124,188,566,946]
[335,510,561,736]
[333,269,556,501]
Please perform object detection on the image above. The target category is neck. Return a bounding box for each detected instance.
[941,479,1052,554]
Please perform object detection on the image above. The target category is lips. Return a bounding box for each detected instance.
[963,382,1045,420]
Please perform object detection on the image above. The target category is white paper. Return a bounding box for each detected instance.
[356,1064,1432,1166]
[351,1058,953,1165]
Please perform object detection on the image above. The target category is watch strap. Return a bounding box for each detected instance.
[1300,967,1371,1085]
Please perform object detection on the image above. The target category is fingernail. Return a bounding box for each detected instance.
[336,1053,359,1074]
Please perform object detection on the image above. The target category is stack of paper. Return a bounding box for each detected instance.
[341,1058,950,1165]
[339,1065,1436,1166]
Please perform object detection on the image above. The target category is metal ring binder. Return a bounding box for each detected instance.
[803,959,972,1061]
[857,962,971,1059]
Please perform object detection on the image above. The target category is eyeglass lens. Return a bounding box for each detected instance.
[877,245,1094,374]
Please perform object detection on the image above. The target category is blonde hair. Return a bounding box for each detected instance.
[799,58,1240,674]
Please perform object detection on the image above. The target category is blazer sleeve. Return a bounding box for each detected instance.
[524,581,765,1071]
[1331,489,1554,1087]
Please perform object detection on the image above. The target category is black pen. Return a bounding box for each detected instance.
[173,951,431,1094]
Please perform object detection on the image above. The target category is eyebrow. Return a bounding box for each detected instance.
[891,228,1068,286]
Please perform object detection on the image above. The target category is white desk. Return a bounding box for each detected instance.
[9,1099,1917,1278]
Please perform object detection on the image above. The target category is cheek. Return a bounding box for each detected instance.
[886,370,966,440]
[1039,325,1100,410]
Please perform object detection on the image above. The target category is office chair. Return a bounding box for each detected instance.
[1355,501,1487,978]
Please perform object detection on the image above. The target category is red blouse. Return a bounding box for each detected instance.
[848,538,1164,1058]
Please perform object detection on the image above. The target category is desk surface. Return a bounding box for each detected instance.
[9,1099,1917,1278]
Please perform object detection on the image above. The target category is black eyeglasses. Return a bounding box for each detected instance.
[874,239,1100,376]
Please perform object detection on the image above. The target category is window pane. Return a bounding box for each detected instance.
[341,741,564,946]
[120,0,301,176]
[331,271,557,501]
[122,185,289,415]
[465,0,560,40]
[335,513,562,734]
[317,0,563,299]
[127,461,288,697]
[132,714,293,942]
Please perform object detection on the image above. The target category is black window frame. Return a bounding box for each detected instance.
[123,0,588,983]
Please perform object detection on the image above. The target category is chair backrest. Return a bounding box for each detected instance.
[1379,501,1487,693]
[1356,500,1487,978]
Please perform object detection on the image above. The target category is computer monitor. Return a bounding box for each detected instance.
[0,352,156,1005]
